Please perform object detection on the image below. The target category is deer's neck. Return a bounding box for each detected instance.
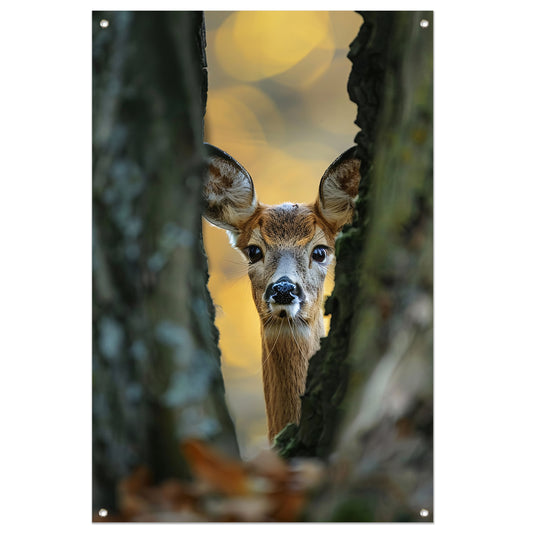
[261,314,324,441]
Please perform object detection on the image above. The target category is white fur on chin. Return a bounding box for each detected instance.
[269,302,300,319]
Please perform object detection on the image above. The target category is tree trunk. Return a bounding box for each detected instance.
[277,11,433,521]
[92,11,239,514]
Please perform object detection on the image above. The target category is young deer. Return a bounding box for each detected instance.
[203,144,361,441]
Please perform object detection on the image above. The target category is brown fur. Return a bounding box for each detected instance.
[203,144,360,441]
[239,203,334,440]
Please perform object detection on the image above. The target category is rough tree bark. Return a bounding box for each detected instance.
[92,11,239,513]
[277,11,433,521]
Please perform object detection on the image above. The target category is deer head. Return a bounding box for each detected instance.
[203,144,361,440]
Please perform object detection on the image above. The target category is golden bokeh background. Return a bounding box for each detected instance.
[203,11,363,458]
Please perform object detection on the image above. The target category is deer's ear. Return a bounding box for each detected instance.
[203,144,257,232]
[316,148,361,232]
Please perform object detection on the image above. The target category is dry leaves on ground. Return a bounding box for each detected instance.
[93,439,325,522]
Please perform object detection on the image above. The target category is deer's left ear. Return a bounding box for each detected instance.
[315,148,361,233]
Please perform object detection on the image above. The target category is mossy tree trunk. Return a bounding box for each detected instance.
[277,11,433,521]
[92,11,239,514]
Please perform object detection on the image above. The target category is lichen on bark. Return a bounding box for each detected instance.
[276,12,433,520]
[276,11,398,459]
[92,11,239,513]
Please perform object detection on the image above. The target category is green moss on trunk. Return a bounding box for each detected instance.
[277,11,433,521]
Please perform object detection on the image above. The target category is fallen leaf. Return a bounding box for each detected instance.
[117,466,153,520]
[271,491,306,522]
[181,439,249,496]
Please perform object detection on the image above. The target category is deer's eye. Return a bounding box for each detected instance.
[311,245,329,263]
[246,245,263,264]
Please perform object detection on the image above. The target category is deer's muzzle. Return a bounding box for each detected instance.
[265,276,302,305]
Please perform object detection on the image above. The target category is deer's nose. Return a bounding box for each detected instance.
[266,276,301,305]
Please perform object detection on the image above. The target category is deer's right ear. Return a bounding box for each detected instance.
[203,144,257,233]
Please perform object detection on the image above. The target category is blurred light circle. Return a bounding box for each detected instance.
[272,31,335,89]
[205,85,287,166]
[302,56,359,137]
[215,11,330,81]
[206,90,266,159]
